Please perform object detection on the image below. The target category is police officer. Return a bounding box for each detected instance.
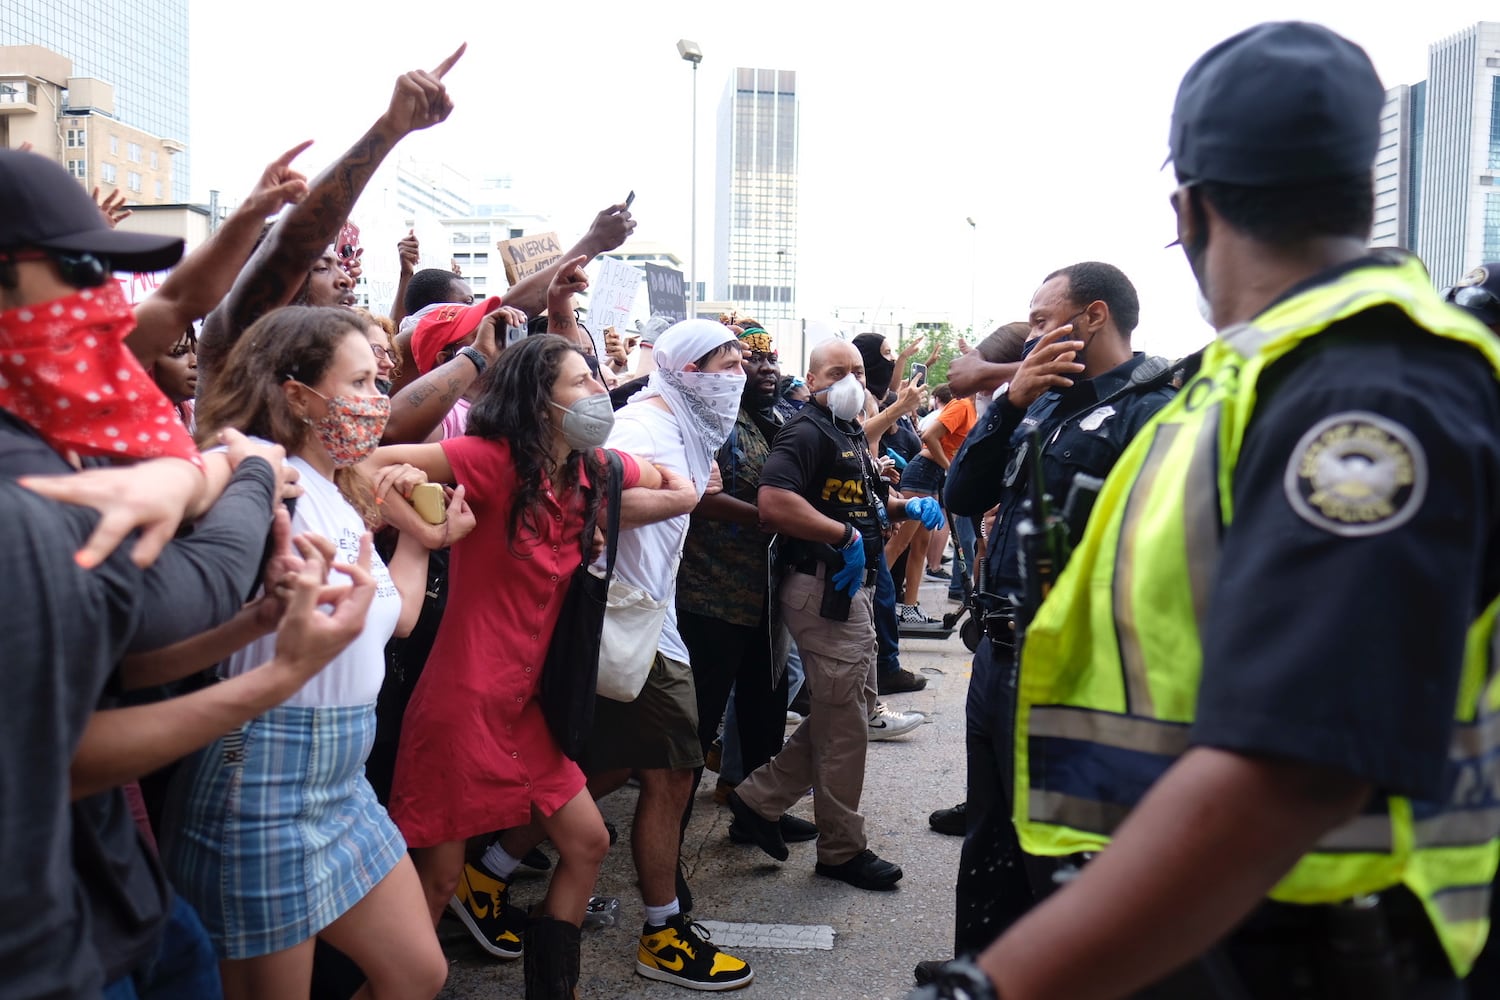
[914,262,1175,980]
[913,21,1500,1000]
[727,338,944,890]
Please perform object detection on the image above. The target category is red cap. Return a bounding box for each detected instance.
[411,297,504,374]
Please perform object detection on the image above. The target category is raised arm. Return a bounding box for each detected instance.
[540,254,592,350]
[390,229,419,325]
[197,43,467,390]
[501,203,636,316]
[127,142,312,366]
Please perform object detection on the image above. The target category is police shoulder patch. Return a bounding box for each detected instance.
[1282,411,1427,537]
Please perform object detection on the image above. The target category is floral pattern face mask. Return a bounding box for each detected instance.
[292,382,391,467]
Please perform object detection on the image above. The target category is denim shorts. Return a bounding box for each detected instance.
[900,455,945,497]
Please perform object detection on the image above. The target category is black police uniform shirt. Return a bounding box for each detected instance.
[759,399,889,565]
[946,353,1177,608]
[1191,262,1500,803]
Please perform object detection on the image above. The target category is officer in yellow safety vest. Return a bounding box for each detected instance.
[911,21,1500,1000]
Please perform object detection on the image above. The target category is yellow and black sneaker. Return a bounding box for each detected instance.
[448,862,525,961]
[636,913,754,991]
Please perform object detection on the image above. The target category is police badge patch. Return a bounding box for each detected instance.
[1283,411,1427,537]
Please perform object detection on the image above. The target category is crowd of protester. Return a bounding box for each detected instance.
[14,24,1499,1000]
[0,44,964,1000]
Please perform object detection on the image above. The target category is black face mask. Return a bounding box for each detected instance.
[1019,337,1041,360]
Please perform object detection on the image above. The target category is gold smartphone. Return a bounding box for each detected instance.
[410,483,447,525]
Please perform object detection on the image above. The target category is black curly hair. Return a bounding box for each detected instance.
[465,334,606,556]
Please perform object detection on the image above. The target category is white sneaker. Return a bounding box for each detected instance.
[868,701,925,741]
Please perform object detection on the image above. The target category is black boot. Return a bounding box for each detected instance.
[524,915,581,1000]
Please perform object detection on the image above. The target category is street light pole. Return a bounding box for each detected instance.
[966,216,977,339]
[678,40,704,318]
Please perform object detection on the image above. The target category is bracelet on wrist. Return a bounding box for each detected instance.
[840,523,858,549]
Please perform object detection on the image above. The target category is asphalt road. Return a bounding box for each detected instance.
[439,580,974,1000]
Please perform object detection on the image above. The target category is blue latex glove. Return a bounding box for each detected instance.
[831,529,866,597]
[906,496,945,530]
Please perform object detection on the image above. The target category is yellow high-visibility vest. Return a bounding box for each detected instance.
[1014,253,1500,974]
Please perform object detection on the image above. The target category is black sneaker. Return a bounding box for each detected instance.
[815,849,903,891]
[729,813,819,845]
[914,959,948,985]
[520,846,551,870]
[878,667,929,695]
[637,913,754,991]
[928,802,967,837]
[726,791,787,861]
[924,566,952,580]
[448,863,525,960]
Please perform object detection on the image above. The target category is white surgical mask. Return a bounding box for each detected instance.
[817,373,866,422]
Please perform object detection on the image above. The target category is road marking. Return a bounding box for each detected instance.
[695,921,836,951]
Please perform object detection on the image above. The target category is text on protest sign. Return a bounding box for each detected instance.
[499,232,563,286]
[644,263,687,323]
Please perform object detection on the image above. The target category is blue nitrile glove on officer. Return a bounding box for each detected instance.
[905,496,945,530]
[831,529,867,597]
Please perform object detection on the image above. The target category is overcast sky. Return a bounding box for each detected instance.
[186,0,1485,362]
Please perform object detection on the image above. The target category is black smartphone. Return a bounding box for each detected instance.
[624,190,636,209]
[910,362,928,386]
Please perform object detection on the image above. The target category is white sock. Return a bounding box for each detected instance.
[643,899,681,928]
[480,843,522,882]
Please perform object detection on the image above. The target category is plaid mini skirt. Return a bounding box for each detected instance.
[161,702,405,959]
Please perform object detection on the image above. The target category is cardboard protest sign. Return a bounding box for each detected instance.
[587,258,642,358]
[499,232,564,285]
[644,263,687,323]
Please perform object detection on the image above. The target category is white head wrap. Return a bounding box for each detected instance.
[629,319,746,489]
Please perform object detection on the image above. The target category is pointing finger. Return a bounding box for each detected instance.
[432,42,467,79]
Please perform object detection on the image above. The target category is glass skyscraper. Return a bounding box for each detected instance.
[714,67,799,321]
[1376,22,1500,286]
[1,0,189,200]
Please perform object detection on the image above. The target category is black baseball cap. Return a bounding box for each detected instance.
[0,149,184,272]
[1444,264,1500,327]
[1168,22,1385,187]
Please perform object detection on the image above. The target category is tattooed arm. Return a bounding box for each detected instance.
[196,44,467,393]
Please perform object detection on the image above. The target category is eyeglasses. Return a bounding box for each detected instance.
[369,344,395,363]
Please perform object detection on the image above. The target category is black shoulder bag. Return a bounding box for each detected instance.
[539,450,623,760]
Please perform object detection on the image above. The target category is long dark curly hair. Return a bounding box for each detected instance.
[465,334,606,555]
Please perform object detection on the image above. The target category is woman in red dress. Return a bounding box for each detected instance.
[368,334,679,997]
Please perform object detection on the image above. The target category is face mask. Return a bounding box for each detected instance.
[816,372,866,422]
[299,385,391,467]
[550,392,615,451]
[1019,337,1041,361]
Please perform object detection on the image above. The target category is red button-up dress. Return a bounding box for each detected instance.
[389,437,635,847]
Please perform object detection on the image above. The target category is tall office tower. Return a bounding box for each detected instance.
[0,0,190,200]
[1417,22,1500,285]
[714,68,798,321]
[1376,23,1500,285]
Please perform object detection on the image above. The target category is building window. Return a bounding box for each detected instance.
[127,142,141,163]
[67,159,86,179]
[471,276,486,288]
[66,128,86,148]
[154,180,163,199]
[451,233,470,244]
[472,253,488,266]
[127,171,142,193]
[150,150,159,170]
[109,134,119,155]
[509,228,524,239]
[101,162,117,184]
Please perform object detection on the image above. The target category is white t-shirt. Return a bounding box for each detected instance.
[605,401,703,665]
[219,454,402,708]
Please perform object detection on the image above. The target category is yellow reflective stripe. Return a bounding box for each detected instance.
[1028,789,1131,837]
[1029,706,1191,757]
[1112,423,1183,716]
[1414,808,1500,849]
[1182,405,1222,630]
[1313,814,1394,853]
[1433,884,1492,925]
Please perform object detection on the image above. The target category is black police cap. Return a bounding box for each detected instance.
[1168,22,1385,187]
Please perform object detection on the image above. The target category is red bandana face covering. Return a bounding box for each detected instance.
[0,280,204,470]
